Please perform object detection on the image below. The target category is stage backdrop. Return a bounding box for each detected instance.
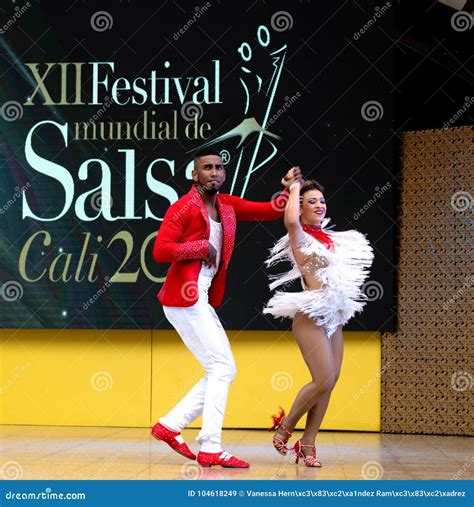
[0,1,394,330]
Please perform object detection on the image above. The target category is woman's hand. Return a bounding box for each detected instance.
[281,166,303,188]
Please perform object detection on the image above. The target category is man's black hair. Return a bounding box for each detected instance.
[193,148,222,161]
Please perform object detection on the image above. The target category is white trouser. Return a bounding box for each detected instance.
[159,274,237,453]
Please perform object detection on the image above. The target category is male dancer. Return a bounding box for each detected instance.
[151,148,301,468]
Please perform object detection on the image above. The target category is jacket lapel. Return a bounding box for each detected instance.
[189,185,210,237]
[216,196,236,269]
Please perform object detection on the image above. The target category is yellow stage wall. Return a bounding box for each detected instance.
[0,328,380,431]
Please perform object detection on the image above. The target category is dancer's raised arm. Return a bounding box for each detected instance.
[281,166,306,254]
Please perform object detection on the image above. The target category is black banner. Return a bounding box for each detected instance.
[0,1,395,330]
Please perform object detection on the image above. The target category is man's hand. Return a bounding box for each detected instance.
[281,166,303,188]
[203,243,217,268]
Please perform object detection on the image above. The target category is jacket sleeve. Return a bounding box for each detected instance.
[221,188,289,221]
[153,206,209,263]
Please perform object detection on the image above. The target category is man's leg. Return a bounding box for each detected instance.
[196,304,236,452]
[159,300,236,453]
[158,376,208,433]
[158,304,209,433]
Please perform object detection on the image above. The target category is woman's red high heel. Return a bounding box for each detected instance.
[268,407,292,455]
[292,439,322,467]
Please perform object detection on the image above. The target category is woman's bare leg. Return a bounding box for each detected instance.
[276,312,336,437]
[301,325,344,445]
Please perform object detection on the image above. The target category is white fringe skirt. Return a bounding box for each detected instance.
[263,286,366,338]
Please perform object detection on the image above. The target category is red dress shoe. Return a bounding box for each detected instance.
[151,422,196,460]
[197,450,250,468]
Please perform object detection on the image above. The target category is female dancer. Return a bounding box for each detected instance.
[263,169,374,467]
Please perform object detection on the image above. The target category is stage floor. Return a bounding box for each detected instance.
[0,426,471,480]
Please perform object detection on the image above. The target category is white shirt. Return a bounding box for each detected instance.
[199,216,223,279]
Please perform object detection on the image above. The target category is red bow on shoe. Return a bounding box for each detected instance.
[269,407,292,455]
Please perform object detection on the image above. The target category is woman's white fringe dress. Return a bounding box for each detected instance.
[263,219,375,338]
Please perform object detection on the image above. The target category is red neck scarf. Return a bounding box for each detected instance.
[302,224,334,250]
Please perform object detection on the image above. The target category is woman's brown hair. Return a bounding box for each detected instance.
[301,179,325,196]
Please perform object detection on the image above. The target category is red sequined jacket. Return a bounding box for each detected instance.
[153,184,289,307]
